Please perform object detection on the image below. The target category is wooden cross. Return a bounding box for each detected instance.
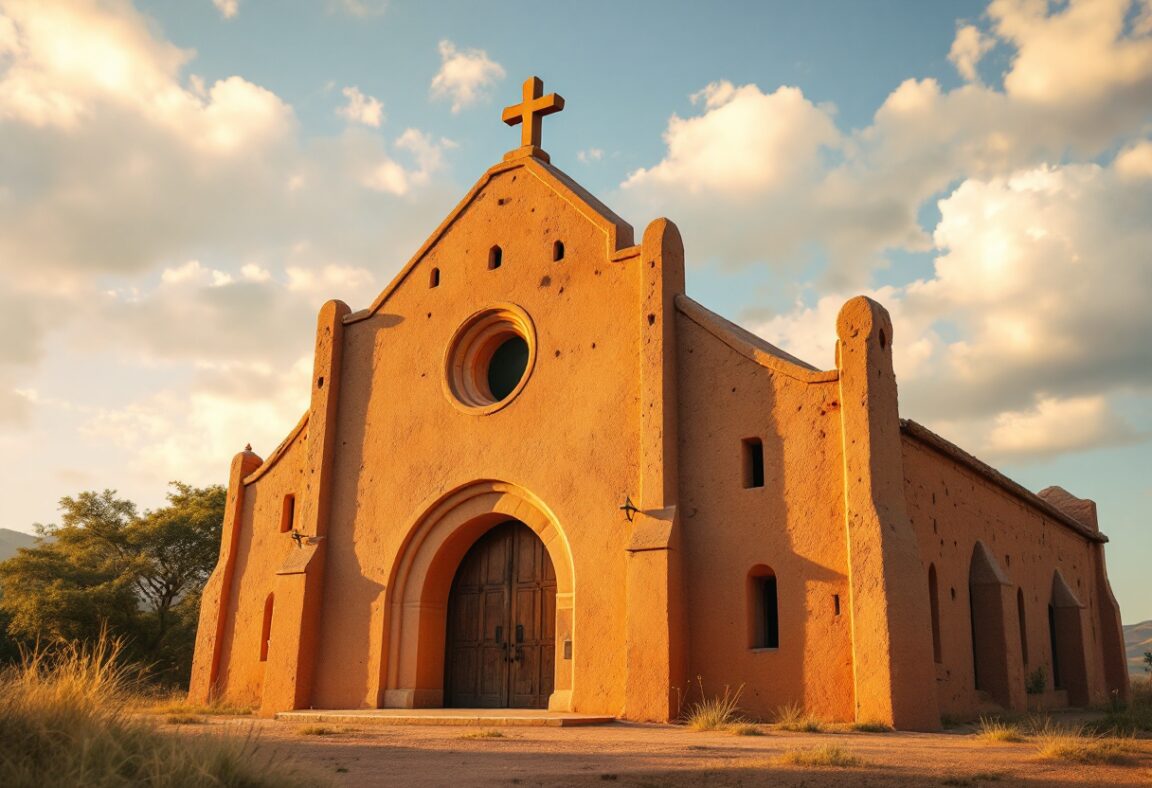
[502,76,564,152]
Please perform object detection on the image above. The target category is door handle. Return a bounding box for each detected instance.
[515,624,524,644]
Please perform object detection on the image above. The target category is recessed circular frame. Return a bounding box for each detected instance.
[444,304,537,414]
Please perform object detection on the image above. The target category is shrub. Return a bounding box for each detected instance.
[1025,666,1047,695]
[298,725,340,736]
[0,636,318,786]
[728,723,763,736]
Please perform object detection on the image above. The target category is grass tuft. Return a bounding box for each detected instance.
[776,745,866,767]
[975,716,1026,743]
[1033,722,1135,764]
[461,729,505,739]
[773,702,825,732]
[682,678,745,731]
[165,714,207,725]
[298,725,340,736]
[0,635,317,786]
[727,722,763,736]
[848,720,892,733]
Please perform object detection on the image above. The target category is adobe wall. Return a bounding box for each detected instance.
[304,160,647,715]
[901,435,1116,717]
[675,310,854,722]
[212,428,310,708]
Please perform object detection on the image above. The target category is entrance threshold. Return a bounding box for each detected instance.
[275,708,615,727]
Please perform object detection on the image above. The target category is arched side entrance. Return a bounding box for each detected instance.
[379,481,574,711]
[968,541,1018,709]
[444,521,556,708]
[1049,570,1089,706]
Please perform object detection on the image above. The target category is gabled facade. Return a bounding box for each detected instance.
[189,79,1128,729]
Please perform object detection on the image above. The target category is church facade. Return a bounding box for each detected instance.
[189,78,1129,729]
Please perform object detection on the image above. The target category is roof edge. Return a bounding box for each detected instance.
[244,411,310,485]
[675,294,838,384]
[900,419,1108,544]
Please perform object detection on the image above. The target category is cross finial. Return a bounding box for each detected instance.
[501,76,564,162]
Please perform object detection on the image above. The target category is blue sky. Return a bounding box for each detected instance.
[1,0,1150,623]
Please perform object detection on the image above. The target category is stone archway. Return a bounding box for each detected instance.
[379,481,574,711]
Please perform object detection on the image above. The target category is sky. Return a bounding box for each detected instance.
[0,0,1150,622]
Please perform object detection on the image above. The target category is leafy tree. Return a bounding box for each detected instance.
[1145,651,1152,674]
[0,483,225,684]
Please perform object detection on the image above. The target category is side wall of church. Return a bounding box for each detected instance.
[675,316,854,722]
[214,432,310,708]
[901,436,1114,717]
[305,164,645,714]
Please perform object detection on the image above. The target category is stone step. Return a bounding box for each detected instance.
[275,709,616,727]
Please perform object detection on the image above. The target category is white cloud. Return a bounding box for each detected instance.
[749,155,1152,461]
[577,148,603,164]
[338,85,384,128]
[212,0,238,20]
[328,0,387,17]
[430,40,505,114]
[949,24,994,82]
[983,395,1134,459]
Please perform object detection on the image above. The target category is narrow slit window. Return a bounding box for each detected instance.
[749,567,779,649]
[929,564,942,663]
[553,240,565,261]
[280,494,295,533]
[742,438,764,488]
[430,267,440,288]
[1017,588,1029,666]
[488,245,503,269]
[833,594,841,616]
[259,593,274,662]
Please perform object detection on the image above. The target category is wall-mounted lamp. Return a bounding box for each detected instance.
[619,496,639,523]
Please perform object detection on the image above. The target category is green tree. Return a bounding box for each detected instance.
[1144,651,1152,674]
[0,483,225,684]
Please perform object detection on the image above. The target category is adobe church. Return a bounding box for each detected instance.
[189,78,1129,729]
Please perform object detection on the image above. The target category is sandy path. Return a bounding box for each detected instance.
[183,717,1152,787]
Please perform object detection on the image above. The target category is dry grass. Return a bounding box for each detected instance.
[776,745,866,767]
[773,702,825,733]
[298,725,341,736]
[682,680,745,731]
[1032,719,1136,765]
[0,635,320,786]
[165,714,207,725]
[727,722,764,736]
[940,773,1004,786]
[848,720,893,733]
[1088,676,1152,735]
[976,716,1027,743]
[461,729,505,739]
[135,690,254,717]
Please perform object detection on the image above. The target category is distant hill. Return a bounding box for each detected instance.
[1126,620,1152,678]
[0,528,38,562]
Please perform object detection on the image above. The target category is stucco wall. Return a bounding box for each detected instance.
[304,162,645,714]
[902,434,1112,717]
[675,312,853,722]
[214,429,309,708]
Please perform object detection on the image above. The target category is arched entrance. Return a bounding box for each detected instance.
[444,521,556,708]
[379,480,574,711]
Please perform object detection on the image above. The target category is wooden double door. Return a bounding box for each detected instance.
[444,521,556,708]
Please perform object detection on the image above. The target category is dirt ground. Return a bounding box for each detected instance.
[174,716,1152,787]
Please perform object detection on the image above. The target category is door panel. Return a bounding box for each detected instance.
[445,521,556,708]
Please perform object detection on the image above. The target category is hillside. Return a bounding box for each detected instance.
[1127,620,1152,677]
[0,528,38,562]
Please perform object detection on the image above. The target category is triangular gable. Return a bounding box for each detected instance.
[346,155,638,325]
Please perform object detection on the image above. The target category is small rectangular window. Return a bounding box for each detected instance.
[833,594,841,616]
[742,438,764,488]
[751,574,779,648]
[280,494,296,533]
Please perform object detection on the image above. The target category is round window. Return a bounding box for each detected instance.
[444,305,536,413]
